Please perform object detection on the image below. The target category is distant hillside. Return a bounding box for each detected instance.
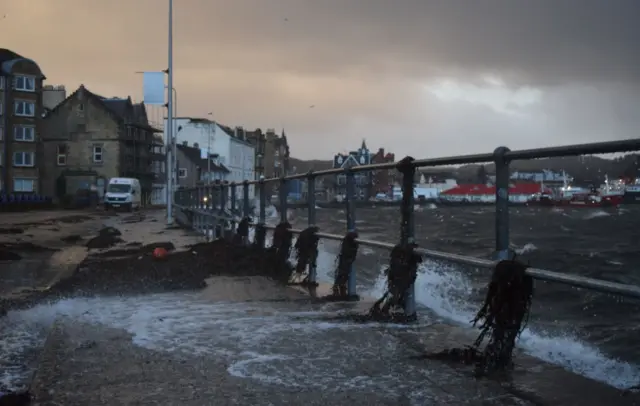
[424,154,639,185]
[289,158,333,174]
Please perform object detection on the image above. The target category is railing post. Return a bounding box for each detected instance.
[203,185,211,241]
[398,157,416,318]
[493,147,511,260]
[259,177,266,224]
[221,181,230,239]
[306,171,317,284]
[256,176,267,248]
[279,177,288,224]
[243,180,250,218]
[230,182,237,230]
[345,169,357,296]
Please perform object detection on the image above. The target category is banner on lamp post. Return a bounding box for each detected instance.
[142,71,165,105]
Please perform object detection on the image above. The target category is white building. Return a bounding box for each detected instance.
[164,118,256,199]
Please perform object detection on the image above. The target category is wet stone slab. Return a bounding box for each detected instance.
[29,277,639,406]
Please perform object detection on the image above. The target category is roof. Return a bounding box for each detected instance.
[440,183,551,196]
[177,144,229,173]
[0,48,46,79]
[46,85,161,132]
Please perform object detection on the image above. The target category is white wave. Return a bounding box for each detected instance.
[584,210,611,220]
[365,260,640,389]
[513,243,538,255]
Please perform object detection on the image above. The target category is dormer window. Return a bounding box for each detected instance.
[14,75,36,92]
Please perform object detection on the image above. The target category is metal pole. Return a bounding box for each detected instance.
[207,112,213,185]
[399,158,416,318]
[493,147,511,260]
[166,0,174,225]
[345,170,357,297]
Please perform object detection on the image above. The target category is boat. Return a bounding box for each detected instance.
[526,173,622,208]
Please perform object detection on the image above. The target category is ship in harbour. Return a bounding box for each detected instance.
[527,173,623,208]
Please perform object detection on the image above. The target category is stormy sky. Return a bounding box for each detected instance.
[4,0,640,159]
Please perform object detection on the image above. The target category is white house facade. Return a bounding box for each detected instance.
[228,128,256,200]
[164,118,255,199]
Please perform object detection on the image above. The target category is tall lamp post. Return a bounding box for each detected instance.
[166,0,175,225]
[207,112,213,185]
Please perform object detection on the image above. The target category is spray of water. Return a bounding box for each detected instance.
[366,260,640,389]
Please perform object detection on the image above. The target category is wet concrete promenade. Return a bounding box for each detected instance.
[3,211,637,405]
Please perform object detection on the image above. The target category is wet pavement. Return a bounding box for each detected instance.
[2,210,639,405]
[29,277,640,405]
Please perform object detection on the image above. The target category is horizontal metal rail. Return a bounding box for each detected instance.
[176,136,640,304]
[261,224,640,299]
[225,137,640,185]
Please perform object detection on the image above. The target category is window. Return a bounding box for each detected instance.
[78,103,84,111]
[14,100,35,117]
[57,144,67,166]
[14,76,36,92]
[93,146,103,163]
[13,178,36,192]
[0,103,3,115]
[0,127,3,141]
[0,77,4,89]
[14,125,35,142]
[13,152,35,167]
[178,168,187,178]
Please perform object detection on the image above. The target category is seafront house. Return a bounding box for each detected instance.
[164,118,257,200]
[0,48,46,195]
[246,128,290,199]
[41,85,163,204]
[175,143,229,188]
[370,147,396,196]
[333,140,373,200]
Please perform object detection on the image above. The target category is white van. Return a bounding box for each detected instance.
[104,177,142,211]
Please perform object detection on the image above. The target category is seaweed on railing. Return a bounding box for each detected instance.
[421,259,534,376]
[232,217,251,245]
[267,222,294,283]
[292,226,319,284]
[330,232,359,297]
[253,223,267,249]
[369,243,422,322]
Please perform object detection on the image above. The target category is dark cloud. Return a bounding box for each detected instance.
[4,0,640,159]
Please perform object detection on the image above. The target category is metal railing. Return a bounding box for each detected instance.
[174,138,640,317]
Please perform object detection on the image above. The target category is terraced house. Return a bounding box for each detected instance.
[41,85,163,204]
[0,48,46,194]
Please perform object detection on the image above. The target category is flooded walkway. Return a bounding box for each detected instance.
[1,211,637,405]
[29,277,639,405]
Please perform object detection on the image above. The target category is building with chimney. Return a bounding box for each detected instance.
[41,85,162,204]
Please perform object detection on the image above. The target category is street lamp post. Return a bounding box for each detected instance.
[166,0,175,225]
[207,112,213,185]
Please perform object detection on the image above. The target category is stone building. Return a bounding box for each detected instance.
[370,148,396,195]
[246,128,290,198]
[41,85,162,204]
[0,48,46,194]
